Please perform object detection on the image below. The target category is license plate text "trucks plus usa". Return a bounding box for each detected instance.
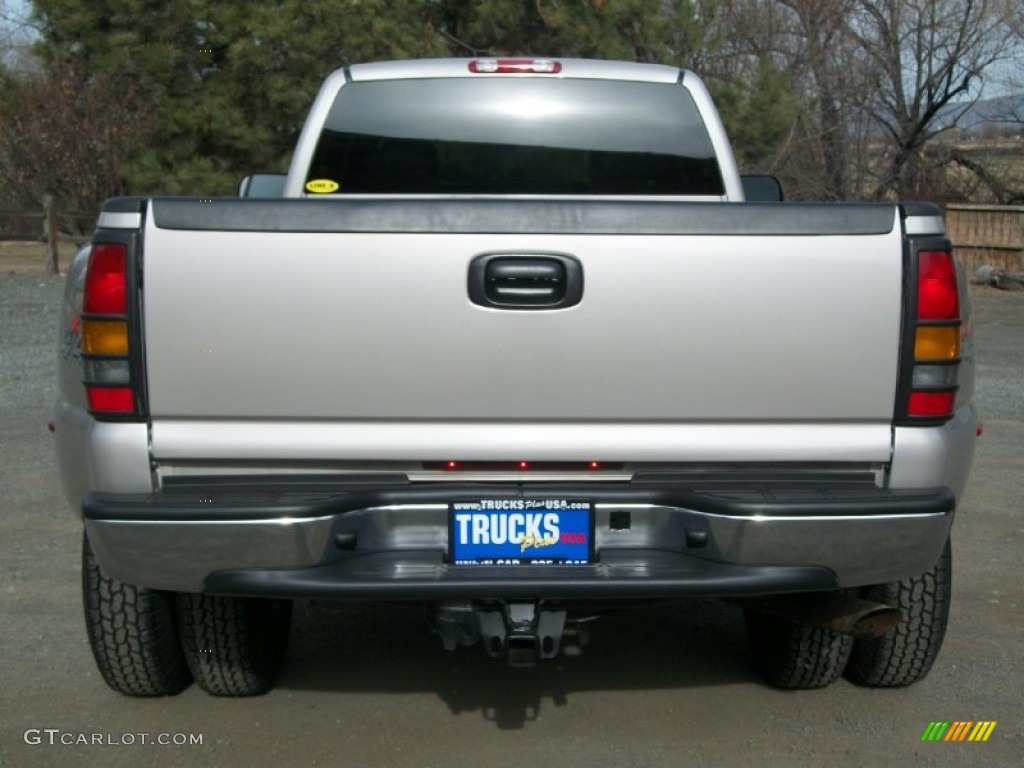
[450,501,591,564]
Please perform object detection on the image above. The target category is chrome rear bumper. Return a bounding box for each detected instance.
[83,483,954,596]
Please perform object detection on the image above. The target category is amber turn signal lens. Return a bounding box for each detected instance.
[82,319,129,355]
[914,326,959,360]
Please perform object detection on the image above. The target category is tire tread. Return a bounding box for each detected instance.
[177,593,291,697]
[745,608,853,690]
[845,539,952,687]
[82,533,191,697]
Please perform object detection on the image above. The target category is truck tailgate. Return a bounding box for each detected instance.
[142,199,904,462]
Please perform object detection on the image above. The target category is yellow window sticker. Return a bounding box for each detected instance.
[305,179,340,194]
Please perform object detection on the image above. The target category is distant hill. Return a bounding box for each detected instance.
[934,93,1024,134]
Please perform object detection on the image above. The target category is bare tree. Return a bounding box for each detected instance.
[702,2,812,188]
[774,0,874,200]
[849,0,1019,199]
[708,0,1021,203]
[0,60,155,231]
[992,3,1024,128]
[708,0,871,199]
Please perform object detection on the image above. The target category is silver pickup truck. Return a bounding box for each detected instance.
[55,58,978,697]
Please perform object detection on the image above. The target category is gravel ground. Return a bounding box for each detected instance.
[1,266,1021,768]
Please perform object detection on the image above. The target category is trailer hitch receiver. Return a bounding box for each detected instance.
[477,602,567,668]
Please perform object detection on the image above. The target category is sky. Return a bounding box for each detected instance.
[0,0,35,67]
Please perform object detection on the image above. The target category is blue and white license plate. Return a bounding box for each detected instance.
[450,499,593,565]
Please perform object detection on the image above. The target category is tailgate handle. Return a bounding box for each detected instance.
[469,253,583,310]
[489,260,561,302]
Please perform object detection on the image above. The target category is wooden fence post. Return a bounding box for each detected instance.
[43,194,60,274]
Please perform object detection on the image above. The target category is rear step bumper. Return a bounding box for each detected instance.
[204,551,837,600]
[82,483,955,596]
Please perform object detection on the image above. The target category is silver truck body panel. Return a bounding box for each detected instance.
[54,415,153,499]
[142,221,904,444]
[149,421,893,464]
[888,406,978,499]
[54,248,153,511]
[887,268,977,500]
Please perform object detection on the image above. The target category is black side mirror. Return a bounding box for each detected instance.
[237,173,287,198]
[741,175,784,202]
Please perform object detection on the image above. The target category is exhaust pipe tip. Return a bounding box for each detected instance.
[747,593,903,638]
[847,606,902,637]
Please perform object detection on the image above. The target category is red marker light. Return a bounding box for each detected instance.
[446,461,458,470]
[518,461,529,470]
[589,461,601,470]
[469,59,562,75]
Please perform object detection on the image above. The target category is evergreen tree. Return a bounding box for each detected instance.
[31,0,446,194]
[710,58,802,172]
[26,0,720,196]
[432,0,714,64]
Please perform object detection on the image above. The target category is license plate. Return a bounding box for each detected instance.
[450,500,593,565]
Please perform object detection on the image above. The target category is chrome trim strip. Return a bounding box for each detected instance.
[358,504,449,513]
[97,212,142,230]
[904,215,945,236]
[108,516,338,525]
[595,502,946,522]
[406,471,634,482]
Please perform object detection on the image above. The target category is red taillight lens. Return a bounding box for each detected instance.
[917,251,959,320]
[81,241,137,418]
[469,59,562,74]
[908,391,955,418]
[86,386,134,413]
[83,244,127,314]
[900,247,962,424]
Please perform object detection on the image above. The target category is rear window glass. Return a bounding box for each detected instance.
[306,78,724,196]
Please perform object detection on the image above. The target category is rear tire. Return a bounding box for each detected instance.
[177,593,292,696]
[82,532,192,696]
[845,538,952,687]
[744,606,853,690]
